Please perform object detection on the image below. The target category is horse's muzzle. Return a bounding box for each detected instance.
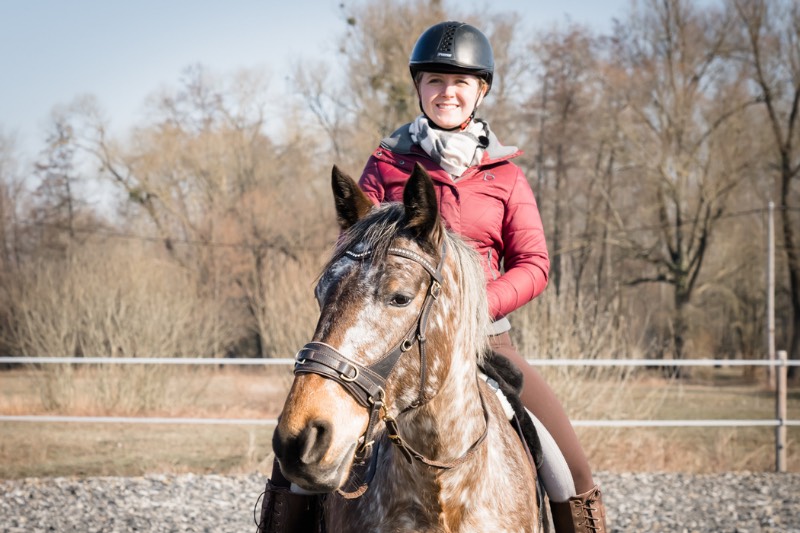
[273,416,359,492]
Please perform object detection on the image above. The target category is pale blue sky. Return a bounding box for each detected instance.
[0,0,632,157]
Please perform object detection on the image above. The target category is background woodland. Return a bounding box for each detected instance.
[1,0,798,379]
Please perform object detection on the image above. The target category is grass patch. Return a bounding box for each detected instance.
[0,422,275,478]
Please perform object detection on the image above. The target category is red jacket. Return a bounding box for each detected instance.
[359,123,549,320]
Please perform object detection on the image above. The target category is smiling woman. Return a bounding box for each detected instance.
[416,72,486,130]
[408,19,493,132]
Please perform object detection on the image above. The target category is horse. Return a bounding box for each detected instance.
[272,163,540,532]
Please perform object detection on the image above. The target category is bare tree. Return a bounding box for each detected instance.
[732,0,800,377]
[0,131,27,356]
[294,0,529,173]
[526,24,601,298]
[73,66,329,358]
[0,131,24,275]
[32,107,85,251]
[290,0,451,172]
[603,0,757,365]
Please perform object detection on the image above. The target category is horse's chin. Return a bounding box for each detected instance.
[279,441,357,493]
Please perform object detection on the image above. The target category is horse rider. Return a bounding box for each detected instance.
[258,20,608,533]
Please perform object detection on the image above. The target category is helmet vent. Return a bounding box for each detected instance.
[440,25,457,53]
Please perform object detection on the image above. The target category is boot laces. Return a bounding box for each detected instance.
[581,492,602,532]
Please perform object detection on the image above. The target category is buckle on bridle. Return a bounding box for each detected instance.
[430,281,441,299]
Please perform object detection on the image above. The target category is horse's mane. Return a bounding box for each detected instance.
[326,203,491,364]
[444,230,491,364]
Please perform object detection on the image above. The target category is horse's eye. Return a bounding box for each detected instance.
[389,293,412,307]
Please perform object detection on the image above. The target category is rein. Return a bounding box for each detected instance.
[293,239,489,497]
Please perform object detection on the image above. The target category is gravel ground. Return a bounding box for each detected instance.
[1,471,799,532]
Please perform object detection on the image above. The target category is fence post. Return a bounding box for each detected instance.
[767,202,776,388]
[776,350,787,472]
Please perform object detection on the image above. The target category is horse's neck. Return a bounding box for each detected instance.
[335,352,540,532]
[399,350,485,464]
[359,354,487,528]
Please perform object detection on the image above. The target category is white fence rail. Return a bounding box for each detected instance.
[1,352,797,471]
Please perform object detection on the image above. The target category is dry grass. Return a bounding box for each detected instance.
[0,421,275,479]
[0,365,797,479]
[574,370,800,473]
[0,366,293,419]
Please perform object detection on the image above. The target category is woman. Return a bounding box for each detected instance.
[357,21,607,533]
[258,21,607,533]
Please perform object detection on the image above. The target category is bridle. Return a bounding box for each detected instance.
[293,239,488,491]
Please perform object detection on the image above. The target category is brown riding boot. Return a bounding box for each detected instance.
[256,460,322,533]
[549,485,607,533]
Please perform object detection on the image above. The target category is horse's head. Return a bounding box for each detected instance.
[272,164,489,492]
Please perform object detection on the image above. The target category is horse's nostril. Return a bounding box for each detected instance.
[272,419,334,469]
[298,420,333,465]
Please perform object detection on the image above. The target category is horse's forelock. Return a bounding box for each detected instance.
[326,204,404,271]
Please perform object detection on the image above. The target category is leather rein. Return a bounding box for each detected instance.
[293,239,489,496]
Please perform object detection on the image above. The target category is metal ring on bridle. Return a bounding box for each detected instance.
[367,389,385,405]
[340,367,360,382]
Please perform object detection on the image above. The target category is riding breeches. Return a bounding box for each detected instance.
[488,332,595,500]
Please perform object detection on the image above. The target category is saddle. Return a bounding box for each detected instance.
[479,350,544,470]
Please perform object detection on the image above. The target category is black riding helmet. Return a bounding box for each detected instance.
[409,21,494,93]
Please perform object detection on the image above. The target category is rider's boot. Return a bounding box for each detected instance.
[549,485,607,533]
[256,459,322,533]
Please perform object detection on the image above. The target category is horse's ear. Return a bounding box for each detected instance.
[332,165,373,230]
[403,163,443,245]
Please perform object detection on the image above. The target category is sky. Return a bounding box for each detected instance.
[0,0,633,158]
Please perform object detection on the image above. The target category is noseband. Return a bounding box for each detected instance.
[295,240,447,463]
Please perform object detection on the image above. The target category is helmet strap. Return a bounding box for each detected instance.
[456,90,484,131]
[458,114,474,131]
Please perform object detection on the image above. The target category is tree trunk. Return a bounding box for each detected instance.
[671,286,691,378]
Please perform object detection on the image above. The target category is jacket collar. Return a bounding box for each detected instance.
[379,122,522,166]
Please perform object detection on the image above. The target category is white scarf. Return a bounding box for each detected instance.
[409,115,489,178]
